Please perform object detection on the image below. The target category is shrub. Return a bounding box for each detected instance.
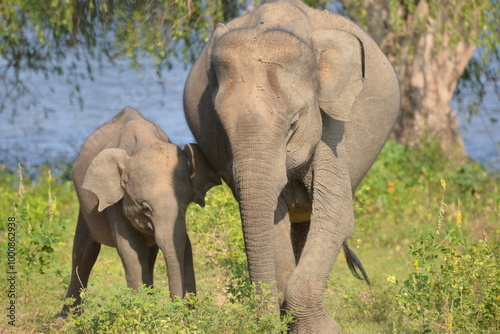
[396,180,499,333]
[15,166,62,275]
[61,284,291,334]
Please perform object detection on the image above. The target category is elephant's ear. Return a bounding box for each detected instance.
[207,23,229,61]
[82,148,130,212]
[310,29,365,122]
[184,143,221,207]
[207,23,229,94]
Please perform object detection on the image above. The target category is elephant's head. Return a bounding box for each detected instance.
[208,26,365,284]
[80,142,216,296]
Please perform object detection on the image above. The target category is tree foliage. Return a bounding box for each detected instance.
[1,0,498,155]
[0,0,248,115]
[347,0,498,57]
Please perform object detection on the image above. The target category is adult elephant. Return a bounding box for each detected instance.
[183,0,400,332]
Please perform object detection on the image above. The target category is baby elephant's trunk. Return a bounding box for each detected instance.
[155,209,194,297]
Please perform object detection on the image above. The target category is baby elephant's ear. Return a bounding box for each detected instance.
[83,148,130,212]
[184,143,221,207]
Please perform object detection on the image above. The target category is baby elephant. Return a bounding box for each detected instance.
[61,107,218,315]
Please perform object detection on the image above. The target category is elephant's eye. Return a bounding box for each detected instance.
[290,113,300,132]
[140,202,153,215]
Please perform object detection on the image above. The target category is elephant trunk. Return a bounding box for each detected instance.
[154,208,191,298]
[229,115,287,293]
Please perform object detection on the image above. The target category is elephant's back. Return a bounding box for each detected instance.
[224,0,314,38]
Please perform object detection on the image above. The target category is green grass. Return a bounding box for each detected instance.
[0,139,498,333]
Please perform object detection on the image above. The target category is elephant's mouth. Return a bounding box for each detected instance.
[130,217,155,236]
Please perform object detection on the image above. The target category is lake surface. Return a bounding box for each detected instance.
[0,59,499,173]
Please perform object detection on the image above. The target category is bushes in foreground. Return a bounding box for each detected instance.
[395,179,499,333]
[61,285,291,334]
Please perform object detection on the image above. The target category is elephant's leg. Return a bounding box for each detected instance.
[274,197,296,307]
[290,221,310,264]
[183,235,196,295]
[147,244,159,287]
[60,210,101,316]
[107,205,152,288]
[286,141,353,334]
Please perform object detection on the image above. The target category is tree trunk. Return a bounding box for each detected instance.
[391,32,475,160]
[342,0,476,160]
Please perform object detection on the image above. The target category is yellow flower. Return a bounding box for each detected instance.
[386,275,396,283]
[456,210,462,229]
[440,179,446,189]
[413,260,419,270]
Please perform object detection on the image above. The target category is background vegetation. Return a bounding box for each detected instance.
[1,2,499,332]
[1,139,498,333]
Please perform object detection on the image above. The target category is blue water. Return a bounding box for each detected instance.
[0,61,193,170]
[0,59,499,173]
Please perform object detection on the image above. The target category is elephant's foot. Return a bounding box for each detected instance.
[289,313,340,334]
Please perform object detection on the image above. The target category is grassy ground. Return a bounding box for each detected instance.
[0,139,498,333]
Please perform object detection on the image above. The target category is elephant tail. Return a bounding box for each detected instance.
[343,241,371,285]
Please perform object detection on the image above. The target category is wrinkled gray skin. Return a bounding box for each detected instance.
[61,107,217,315]
[184,1,400,332]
